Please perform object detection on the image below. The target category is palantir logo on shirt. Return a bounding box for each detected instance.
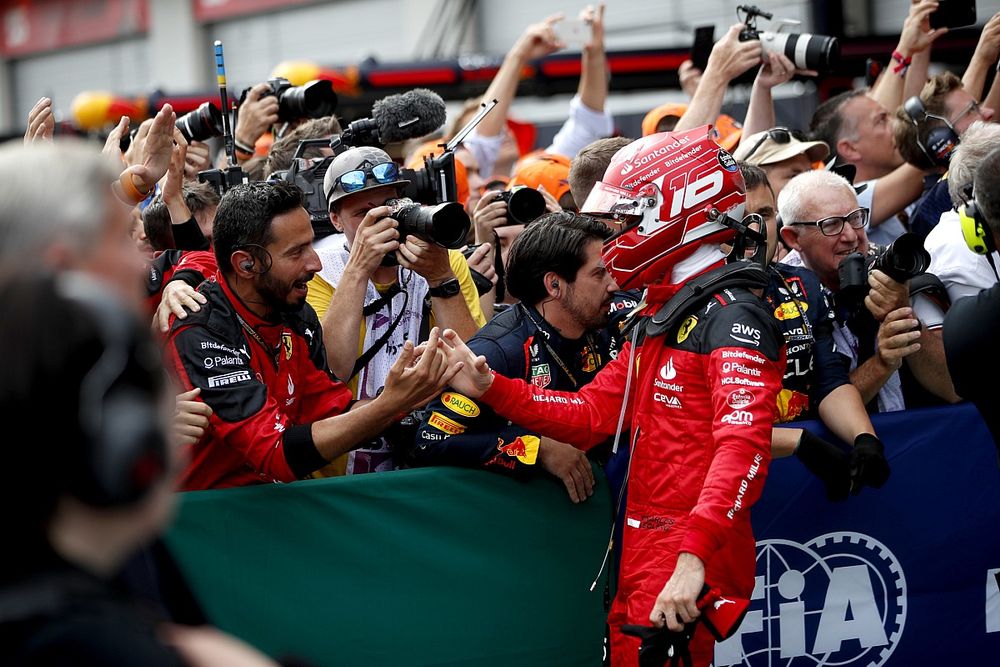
[207,370,252,388]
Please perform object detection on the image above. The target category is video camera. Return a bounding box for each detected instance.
[838,232,931,301]
[239,77,337,123]
[737,4,839,72]
[275,96,498,239]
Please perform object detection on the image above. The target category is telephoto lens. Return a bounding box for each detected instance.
[388,198,471,249]
[758,30,839,72]
[495,187,547,225]
[276,79,337,121]
[872,232,930,283]
[176,102,224,143]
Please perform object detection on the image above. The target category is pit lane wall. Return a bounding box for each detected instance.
[165,403,1000,666]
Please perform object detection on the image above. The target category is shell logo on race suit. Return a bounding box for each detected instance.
[715,532,906,667]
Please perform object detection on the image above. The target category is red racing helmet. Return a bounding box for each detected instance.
[581,126,747,290]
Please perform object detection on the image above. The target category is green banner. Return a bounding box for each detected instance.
[165,466,612,666]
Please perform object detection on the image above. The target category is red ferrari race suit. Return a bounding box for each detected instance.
[479,280,784,666]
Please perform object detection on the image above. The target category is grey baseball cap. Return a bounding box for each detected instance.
[322,146,408,208]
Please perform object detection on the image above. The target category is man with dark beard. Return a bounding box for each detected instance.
[163,181,458,490]
[404,212,622,503]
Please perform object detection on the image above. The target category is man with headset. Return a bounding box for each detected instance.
[164,181,458,490]
[945,147,1000,449]
[893,72,995,238]
[0,274,279,666]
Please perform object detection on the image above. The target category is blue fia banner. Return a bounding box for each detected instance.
[715,403,1000,665]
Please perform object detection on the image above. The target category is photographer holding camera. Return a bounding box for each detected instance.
[307,146,485,475]
[779,170,953,411]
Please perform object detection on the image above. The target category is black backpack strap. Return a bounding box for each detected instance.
[645,261,769,338]
[908,272,952,314]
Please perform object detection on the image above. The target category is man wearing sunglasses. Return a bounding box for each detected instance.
[307,146,485,475]
[778,170,953,413]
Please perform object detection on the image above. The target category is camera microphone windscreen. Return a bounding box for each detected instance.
[372,88,447,144]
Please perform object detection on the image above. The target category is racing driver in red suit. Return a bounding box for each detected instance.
[440,127,785,666]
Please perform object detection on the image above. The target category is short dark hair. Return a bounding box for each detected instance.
[265,116,343,177]
[213,181,305,274]
[142,182,222,252]
[570,136,633,208]
[894,72,964,169]
[505,211,613,305]
[809,89,866,159]
[739,162,774,197]
[976,147,1000,236]
[141,200,174,252]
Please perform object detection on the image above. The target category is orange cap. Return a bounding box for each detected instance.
[641,102,688,137]
[405,140,470,207]
[712,114,743,152]
[509,152,571,201]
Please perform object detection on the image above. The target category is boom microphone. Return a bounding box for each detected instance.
[336,88,447,148]
[374,88,447,143]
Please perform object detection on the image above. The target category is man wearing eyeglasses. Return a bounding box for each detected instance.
[307,146,485,475]
[894,71,996,238]
[778,170,952,413]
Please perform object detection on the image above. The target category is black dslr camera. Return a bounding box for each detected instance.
[240,77,338,123]
[176,102,224,143]
[838,233,931,302]
[493,187,547,225]
[737,4,839,72]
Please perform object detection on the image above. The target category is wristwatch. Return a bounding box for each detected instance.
[428,278,461,298]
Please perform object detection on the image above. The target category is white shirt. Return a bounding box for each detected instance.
[462,95,613,177]
[925,209,1000,303]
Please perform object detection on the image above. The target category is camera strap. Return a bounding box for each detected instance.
[350,282,406,381]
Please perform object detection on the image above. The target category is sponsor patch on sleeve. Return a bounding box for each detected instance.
[428,411,466,435]
[497,435,540,465]
[677,315,698,343]
[441,392,481,418]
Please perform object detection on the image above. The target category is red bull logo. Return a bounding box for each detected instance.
[497,435,540,465]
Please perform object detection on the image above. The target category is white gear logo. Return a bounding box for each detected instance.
[715,532,906,667]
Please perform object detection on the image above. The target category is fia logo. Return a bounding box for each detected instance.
[715,532,906,667]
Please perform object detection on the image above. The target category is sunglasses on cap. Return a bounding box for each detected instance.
[334,161,399,194]
[742,127,809,161]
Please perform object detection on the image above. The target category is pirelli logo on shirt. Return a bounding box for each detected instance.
[207,370,252,388]
[428,411,466,435]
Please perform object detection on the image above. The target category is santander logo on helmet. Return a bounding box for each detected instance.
[581,126,746,291]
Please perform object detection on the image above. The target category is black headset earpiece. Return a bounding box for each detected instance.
[57,274,168,508]
[551,280,559,290]
[903,95,960,168]
[241,259,255,272]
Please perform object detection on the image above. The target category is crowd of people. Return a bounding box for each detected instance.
[2,2,1000,665]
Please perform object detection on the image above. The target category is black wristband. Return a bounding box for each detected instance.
[282,424,327,478]
[233,138,255,156]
